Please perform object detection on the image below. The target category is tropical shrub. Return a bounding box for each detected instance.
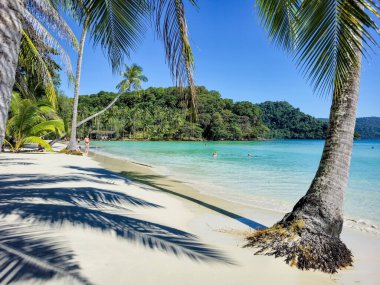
[5,93,64,152]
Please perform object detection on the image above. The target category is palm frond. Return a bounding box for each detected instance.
[26,0,79,50]
[38,104,57,115]
[22,136,53,151]
[151,0,198,121]
[255,0,300,51]
[255,0,380,96]
[21,9,73,76]
[6,93,63,152]
[14,75,38,102]
[18,30,57,108]
[30,120,64,135]
[80,0,149,70]
[296,0,379,95]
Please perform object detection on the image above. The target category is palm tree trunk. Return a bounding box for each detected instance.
[76,93,122,128]
[280,65,361,236]
[246,48,362,273]
[0,0,23,152]
[67,16,88,151]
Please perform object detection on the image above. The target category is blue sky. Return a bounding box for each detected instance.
[60,0,380,118]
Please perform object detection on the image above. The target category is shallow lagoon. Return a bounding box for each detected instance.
[91,140,380,230]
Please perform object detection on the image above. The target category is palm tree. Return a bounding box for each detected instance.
[62,0,197,150]
[67,64,148,149]
[0,0,77,151]
[5,92,64,152]
[0,0,197,152]
[245,0,380,273]
[82,64,147,126]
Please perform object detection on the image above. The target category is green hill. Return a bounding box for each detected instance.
[318,117,380,139]
[258,101,327,139]
[59,86,378,140]
[355,117,380,139]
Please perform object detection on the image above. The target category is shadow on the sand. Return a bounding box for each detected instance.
[66,166,131,182]
[0,173,124,188]
[0,157,36,166]
[0,222,91,285]
[66,166,266,230]
[0,169,235,284]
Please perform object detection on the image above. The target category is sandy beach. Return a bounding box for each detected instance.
[0,152,379,285]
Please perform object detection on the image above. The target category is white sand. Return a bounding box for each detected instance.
[0,152,379,285]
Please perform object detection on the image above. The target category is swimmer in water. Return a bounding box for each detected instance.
[212,151,217,158]
[248,153,253,157]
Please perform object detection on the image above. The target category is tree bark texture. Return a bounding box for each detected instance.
[77,93,122,128]
[246,33,362,274]
[281,51,362,237]
[0,0,23,152]
[67,17,88,151]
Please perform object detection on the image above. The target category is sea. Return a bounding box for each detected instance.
[90,140,380,234]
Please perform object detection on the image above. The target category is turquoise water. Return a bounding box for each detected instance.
[91,140,380,230]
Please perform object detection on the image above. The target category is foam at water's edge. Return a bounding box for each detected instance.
[344,218,380,236]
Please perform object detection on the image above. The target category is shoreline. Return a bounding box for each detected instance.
[1,151,380,284]
[91,149,380,236]
[91,151,279,229]
[91,151,380,284]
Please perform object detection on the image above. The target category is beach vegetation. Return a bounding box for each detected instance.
[76,64,148,129]
[245,0,380,273]
[60,0,197,151]
[72,86,270,140]
[0,0,77,151]
[5,93,64,152]
[0,0,197,152]
[67,86,331,141]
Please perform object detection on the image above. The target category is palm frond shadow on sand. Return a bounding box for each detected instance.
[66,166,266,230]
[0,168,234,284]
[0,222,91,285]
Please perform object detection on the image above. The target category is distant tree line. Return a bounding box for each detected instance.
[352,117,380,139]
[258,101,328,139]
[58,86,333,140]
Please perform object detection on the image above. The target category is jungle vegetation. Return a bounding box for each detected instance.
[56,86,331,141]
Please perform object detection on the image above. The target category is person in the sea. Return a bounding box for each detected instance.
[212,151,217,158]
[248,153,253,157]
[84,136,90,155]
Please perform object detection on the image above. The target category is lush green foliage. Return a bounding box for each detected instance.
[5,93,64,152]
[255,0,380,97]
[258,101,327,139]
[355,117,380,139]
[60,86,339,141]
[74,87,267,140]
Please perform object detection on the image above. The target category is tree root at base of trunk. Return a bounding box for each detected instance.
[59,149,83,156]
[244,220,352,273]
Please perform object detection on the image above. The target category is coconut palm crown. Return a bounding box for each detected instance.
[75,64,148,128]
[116,64,148,93]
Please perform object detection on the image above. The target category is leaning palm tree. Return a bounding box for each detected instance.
[76,64,148,129]
[0,0,197,152]
[245,0,380,273]
[65,0,197,150]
